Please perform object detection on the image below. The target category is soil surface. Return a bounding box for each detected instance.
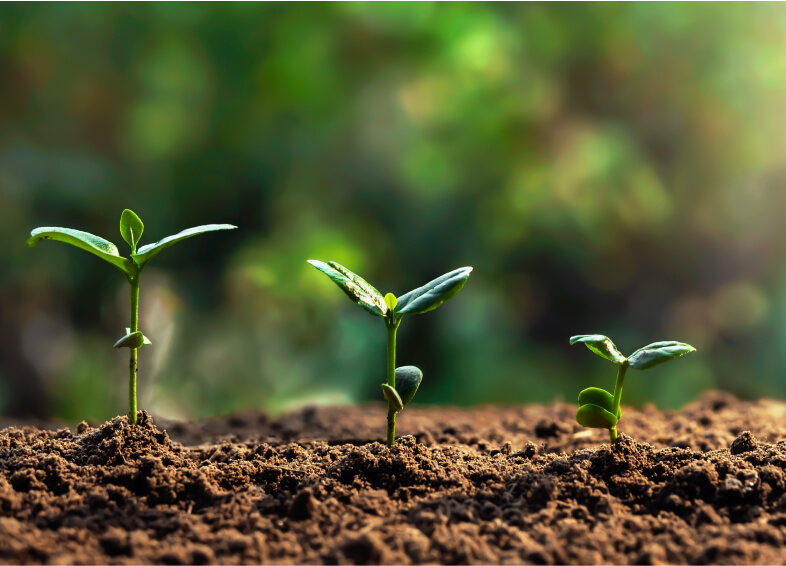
[3,391,786,564]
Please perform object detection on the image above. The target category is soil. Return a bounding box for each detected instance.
[3,391,786,564]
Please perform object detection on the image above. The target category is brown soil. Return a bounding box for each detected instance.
[2,392,786,564]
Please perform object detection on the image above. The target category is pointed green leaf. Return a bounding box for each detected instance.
[381,383,404,412]
[120,209,144,252]
[569,335,627,364]
[394,267,473,315]
[627,341,696,370]
[27,227,132,275]
[576,403,618,429]
[113,331,150,349]
[132,224,237,269]
[395,365,423,406]
[577,387,621,419]
[307,260,387,317]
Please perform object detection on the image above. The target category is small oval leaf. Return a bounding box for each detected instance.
[132,224,237,269]
[381,383,404,412]
[27,227,131,275]
[627,341,696,370]
[120,209,144,252]
[113,331,150,349]
[569,334,627,364]
[395,365,423,406]
[385,293,397,312]
[308,260,387,317]
[576,403,618,429]
[394,267,473,315]
[577,387,621,419]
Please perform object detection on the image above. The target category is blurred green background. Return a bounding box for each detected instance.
[2,3,786,423]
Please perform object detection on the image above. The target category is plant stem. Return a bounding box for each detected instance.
[385,317,400,447]
[128,276,140,425]
[609,361,629,444]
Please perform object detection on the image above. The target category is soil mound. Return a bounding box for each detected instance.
[1,394,786,563]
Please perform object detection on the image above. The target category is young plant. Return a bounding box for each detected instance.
[308,260,472,447]
[570,335,696,444]
[28,210,236,425]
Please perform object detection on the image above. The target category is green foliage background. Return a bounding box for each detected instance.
[2,3,786,422]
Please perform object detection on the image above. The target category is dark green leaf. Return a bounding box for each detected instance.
[576,403,618,429]
[113,331,151,349]
[628,341,696,370]
[395,365,423,406]
[307,260,387,317]
[394,267,473,315]
[132,224,237,268]
[381,383,404,412]
[577,387,621,419]
[120,209,144,252]
[569,334,627,364]
[27,227,132,275]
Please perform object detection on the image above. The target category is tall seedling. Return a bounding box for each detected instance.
[28,210,236,424]
[308,260,472,447]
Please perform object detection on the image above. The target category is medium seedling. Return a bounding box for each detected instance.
[28,210,236,424]
[308,260,472,447]
[570,335,696,444]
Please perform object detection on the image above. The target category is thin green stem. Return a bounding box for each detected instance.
[128,276,140,425]
[609,361,628,444]
[385,317,400,447]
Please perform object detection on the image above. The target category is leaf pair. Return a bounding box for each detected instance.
[576,387,620,429]
[381,366,423,412]
[569,335,695,370]
[307,260,473,319]
[28,209,237,278]
[113,328,153,349]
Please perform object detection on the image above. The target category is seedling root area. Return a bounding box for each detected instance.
[1,393,785,564]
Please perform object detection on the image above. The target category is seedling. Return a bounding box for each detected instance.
[28,210,236,425]
[308,260,472,447]
[570,335,696,444]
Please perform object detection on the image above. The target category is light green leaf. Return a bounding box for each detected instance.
[113,331,151,349]
[132,224,237,269]
[385,293,397,312]
[569,334,627,364]
[395,365,423,406]
[307,260,387,317]
[394,267,473,315]
[125,328,152,345]
[381,383,404,412]
[627,341,696,370]
[120,209,144,252]
[27,227,132,275]
[576,403,618,429]
[577,387,621,419]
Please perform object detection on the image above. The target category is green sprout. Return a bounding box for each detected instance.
[570,335,696,444]
[28,210,236,425]
[308,260,473,447]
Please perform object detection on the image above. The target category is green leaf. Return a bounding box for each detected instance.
[125,328,152,345]
[120,209,144,252]
[381,383,404,412]
[385,293,397,312]
[132,224,237,269]
[307,260,388,317]
[627,341,696,370]
[569,334,627,364]
[576,403,618,429]
[27,227,132,275]
[577,387,621,419]
[395,365,423,406]
[113,331,151,349]
[394,267,473,315]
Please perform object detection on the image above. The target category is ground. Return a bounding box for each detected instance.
[2,392,786,564]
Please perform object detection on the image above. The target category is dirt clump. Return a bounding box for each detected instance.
[1,393,786,563]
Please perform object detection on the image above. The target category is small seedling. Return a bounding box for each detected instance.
[570,335,696,444]
[28,210,236,425]
[308,260,472,447]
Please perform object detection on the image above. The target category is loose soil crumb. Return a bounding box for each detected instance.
[2,392,786,564]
